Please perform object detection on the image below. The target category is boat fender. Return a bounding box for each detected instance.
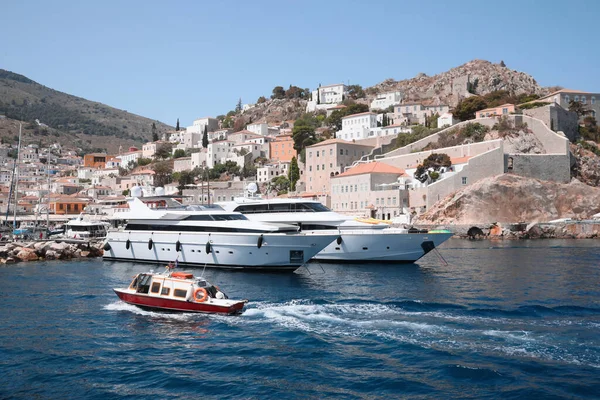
[205,242,211,254]
[176,240,182,252]
[125,239,131,250]
[257,234,264,249]
[103,242,112,251]
[336,236,343,245]
[193,288,208,303]
[148,238,153,250]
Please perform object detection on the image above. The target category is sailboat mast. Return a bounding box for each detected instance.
[12,123,22,230]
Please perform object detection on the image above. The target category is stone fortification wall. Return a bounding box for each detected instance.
[523,105,579,142]
[424,146,505,209]
[515,115,569,154]
[383,118,498,158]
[378,139,503,171]
[506,154,571,183]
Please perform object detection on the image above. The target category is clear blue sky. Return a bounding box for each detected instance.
[1,0,598,127]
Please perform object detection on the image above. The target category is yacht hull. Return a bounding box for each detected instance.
[103,231,337,271]
[310,230,453,263]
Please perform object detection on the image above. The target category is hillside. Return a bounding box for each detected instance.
[239,60,550,125]
[414,174,600,225]
[0,70,172,152]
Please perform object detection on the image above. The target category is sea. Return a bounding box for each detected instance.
[1,239,599,399]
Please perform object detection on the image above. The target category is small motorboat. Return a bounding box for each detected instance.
[113,267,248,315]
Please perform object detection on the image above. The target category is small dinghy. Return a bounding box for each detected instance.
[113,266,248,315]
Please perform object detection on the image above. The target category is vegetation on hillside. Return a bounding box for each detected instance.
[452,90,540,121]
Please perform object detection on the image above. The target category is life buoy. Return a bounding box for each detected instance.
[125,239,131,250]
[148,238,153,250]
[193,288,208,302]
[257,234,264,249]
[176,240,182,252]
[336,236,343,245]
[205,242,211,254]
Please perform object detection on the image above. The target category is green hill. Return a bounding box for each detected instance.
[0,69,172,152]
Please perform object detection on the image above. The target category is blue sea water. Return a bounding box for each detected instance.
[1,239,599,399]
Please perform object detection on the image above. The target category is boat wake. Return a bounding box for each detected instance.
[236,299,600,369]
[104,301,196,321]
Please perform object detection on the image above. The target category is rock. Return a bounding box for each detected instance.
[45,250,57,260]
[16,248,39,262]
[49,242,69,252]
[80,251,90,258]
[3,257,16,264]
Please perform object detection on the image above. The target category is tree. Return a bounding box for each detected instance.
[271,86,285,100]
[175,118,180,131]
[233,117,245,132]
[569,100,590,117]
[151,122,158,141]
[154,143,173,159]
[222,116,233,128]
[257,96,267,104]
[153,161,173,187]
[347,85,365,99]
[414,153,451,183]
[452,96,488,121]
[326,103,369,131]
[269,175,290,195]
[285,85,306,99]
[177,170,195,194]
[288,156,300,191]
[173,149,186,158]
[499,60,506,67]
[202,125,208,148]
[235,98,242,113]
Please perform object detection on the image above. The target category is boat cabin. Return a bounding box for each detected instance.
[129,272,225,301]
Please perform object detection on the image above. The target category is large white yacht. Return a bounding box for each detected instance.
[218,194,453,263]
[102,197,339,271]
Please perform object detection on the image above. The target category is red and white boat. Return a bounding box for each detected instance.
[114,268,248,315]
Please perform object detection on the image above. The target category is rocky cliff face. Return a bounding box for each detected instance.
[414,174,600,225]
[369,60,548,107]
[570,142,600,187]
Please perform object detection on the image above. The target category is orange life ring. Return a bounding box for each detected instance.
[193,288,208,303]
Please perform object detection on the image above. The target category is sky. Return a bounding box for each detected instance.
[1,0,599,128]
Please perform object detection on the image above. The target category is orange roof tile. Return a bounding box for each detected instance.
[308,139,374,148]
[342,111,376,119]
[334,162,406,178]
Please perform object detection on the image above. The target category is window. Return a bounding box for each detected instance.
[581,96,587,104]
[345,150,348,155]
[502,108,508,114]
[316,165,320,171]
[340,149,344,155]
[316,151,319,157]
[462,177,467,185]
[575,96,580,102]
[565,95,570,103]
[330,163,333,168]
[376,198,379,205]
[174,289,187,298]
[309,152,312,158]
[592,97,596,105]
[330,149,333,155]
[161,287,170,296]
[354,184,357,192]
[309,166,312,171]
[322,164,325,170]
[322,150,325,156]
[151,282,161,293]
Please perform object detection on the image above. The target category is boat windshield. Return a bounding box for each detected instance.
[234,202,331,214]
[186,204,225,211]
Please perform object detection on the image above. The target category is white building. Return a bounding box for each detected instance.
[306,83,347,112]
[247,122,269,136]
[191,150,207,169]
[173,157,192,172]
[77,167,96,180]
[257,162,289,183]
[187,117,219,134]
[370,91,402,110]
[207,141,234,166]
[437,112,459,128]
[117,150,143,167]
[339,112,378,140]
[209,129,231,142]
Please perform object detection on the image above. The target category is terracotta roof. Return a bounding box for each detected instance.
[327,105,347,110]
[334,162,406,178]
[450,156,471,164]
[477,104,515,113]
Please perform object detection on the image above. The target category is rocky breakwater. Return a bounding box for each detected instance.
[0,241,105,264]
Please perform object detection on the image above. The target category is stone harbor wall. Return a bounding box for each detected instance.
[416,221,600,239]
[0,240,105,264]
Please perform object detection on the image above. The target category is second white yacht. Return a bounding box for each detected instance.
[103,198,338,271]
[218,196,453,263]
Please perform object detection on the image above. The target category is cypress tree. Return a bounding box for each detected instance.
[175,118,180,131]
[202,125,208,148]
[152,122,158,141]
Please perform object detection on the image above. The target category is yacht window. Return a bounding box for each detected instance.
[211,214,248,221]
[161,287,170,296]
[184,215,215,221]
[173,289,187,298]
